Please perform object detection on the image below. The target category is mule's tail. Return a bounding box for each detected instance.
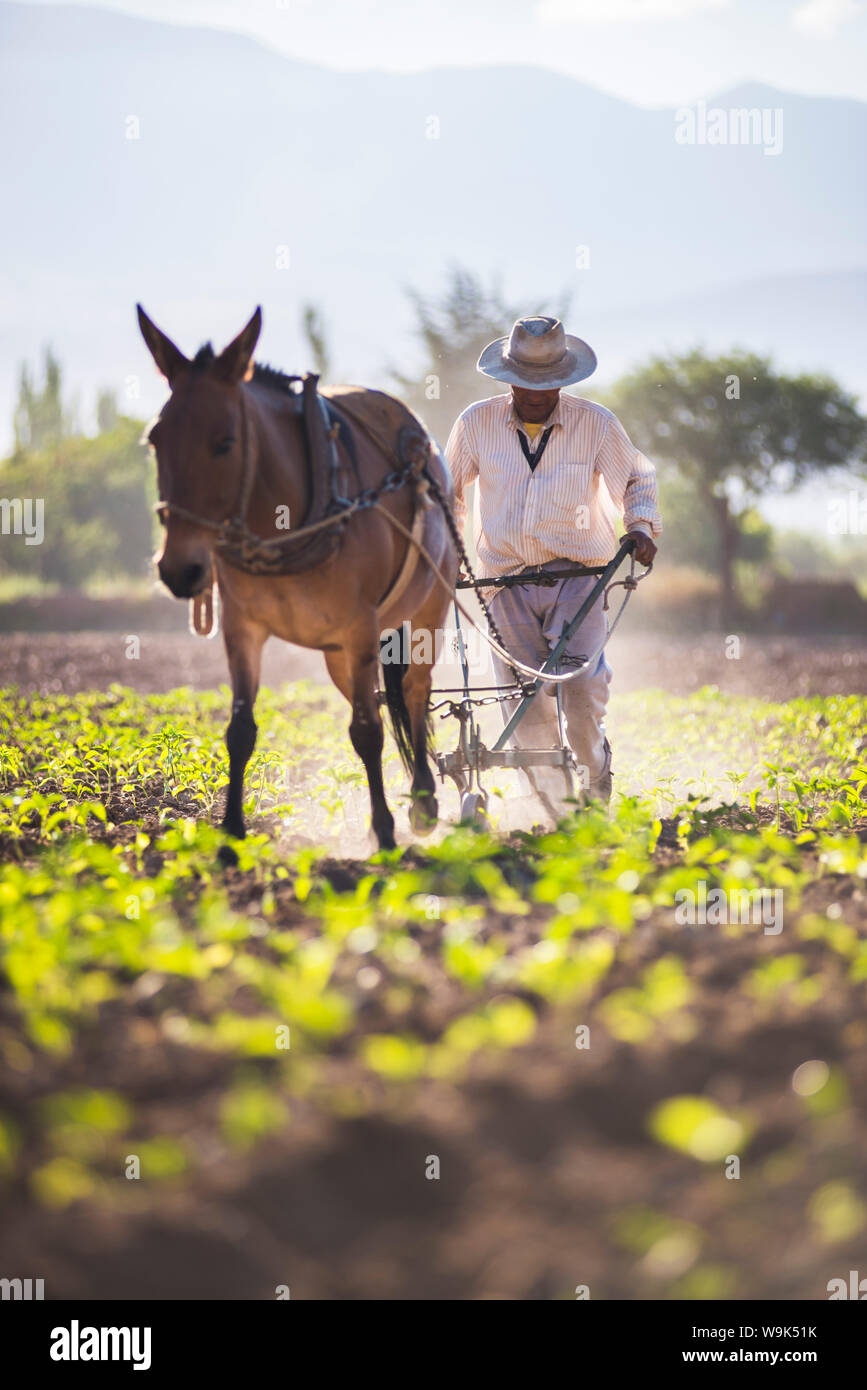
[380,651,416,779]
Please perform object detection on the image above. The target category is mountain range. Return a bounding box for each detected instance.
[1,1,865,451]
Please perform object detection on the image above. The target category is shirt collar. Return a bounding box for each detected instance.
[507,395,564,433]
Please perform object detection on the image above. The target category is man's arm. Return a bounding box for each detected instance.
[595,414,662,566]
[444,410,479,541]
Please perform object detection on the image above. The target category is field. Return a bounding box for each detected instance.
[0,643,866,1300]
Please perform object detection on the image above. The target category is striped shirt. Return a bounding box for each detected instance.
[445,392,662,577]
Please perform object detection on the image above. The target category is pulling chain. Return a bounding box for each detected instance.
[419,468,527,691]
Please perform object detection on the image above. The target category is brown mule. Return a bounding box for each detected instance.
[137,305,458,853]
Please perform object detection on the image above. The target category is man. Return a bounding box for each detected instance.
[445,315,661,817]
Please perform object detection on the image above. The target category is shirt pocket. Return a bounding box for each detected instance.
[536,461,593,534]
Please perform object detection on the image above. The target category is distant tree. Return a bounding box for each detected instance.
[96,388,119,434]
[13,347,74,452]
[0,417,154,590]
[773,529,867,585]
[301,303,331,379]
[394,265,571,444]
[655,470,773,574]
[606,349,867,620]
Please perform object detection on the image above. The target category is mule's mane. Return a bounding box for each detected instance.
[251,361,303,393]
[190,345,302,392]
[192,344,215,370]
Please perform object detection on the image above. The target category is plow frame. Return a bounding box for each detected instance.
[431,538,644,823]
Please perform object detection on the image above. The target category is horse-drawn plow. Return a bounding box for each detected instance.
[431,537,651,822]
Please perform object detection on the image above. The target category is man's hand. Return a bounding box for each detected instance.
[622,530,657,567]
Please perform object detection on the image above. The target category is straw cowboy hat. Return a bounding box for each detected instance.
[477,315,597,389]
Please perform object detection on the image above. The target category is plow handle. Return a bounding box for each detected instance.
[492,537,637,752]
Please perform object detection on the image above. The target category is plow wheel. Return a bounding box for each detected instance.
[460,790,489,826]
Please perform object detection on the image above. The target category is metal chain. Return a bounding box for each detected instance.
[353,463,416,511]
[156,389,428,577]
[420,467,527,690]
[430,691,524,715]
[211,453,422,575]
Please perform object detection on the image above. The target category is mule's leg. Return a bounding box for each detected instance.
[221,618,267,847]
[339,642,396,852]
[403,659,438,833]
[401,583,452,833]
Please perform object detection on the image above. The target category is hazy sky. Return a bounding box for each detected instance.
[19,0,867,106]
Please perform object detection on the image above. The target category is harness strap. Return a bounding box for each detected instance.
[375,493,428,619]
[232,388,254,524]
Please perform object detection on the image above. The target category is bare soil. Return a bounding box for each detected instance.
[3,629,866,700]
[1,630,865,1301]
[2,850,865,1301]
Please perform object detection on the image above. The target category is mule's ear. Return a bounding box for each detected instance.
[215,307,262,383]
[137,305,189,383]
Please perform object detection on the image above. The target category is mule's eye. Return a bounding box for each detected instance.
[212,437,235,456]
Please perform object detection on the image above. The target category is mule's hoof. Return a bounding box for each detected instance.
[410,794,438,835]
[217,842,239,867]
[220,818,246,840]
[372,826,397,852]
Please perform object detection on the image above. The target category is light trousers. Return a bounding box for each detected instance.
[489,563,613,818]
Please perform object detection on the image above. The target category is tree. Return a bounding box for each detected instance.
[0,418,155,590]
[394,265,570,444]
[96,388,119,434]
[301,303,331,380]
[13,346,75,452]
[605,349,867,621]
[656,469,773,575]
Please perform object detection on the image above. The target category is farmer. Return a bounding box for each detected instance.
[445,315,661,817]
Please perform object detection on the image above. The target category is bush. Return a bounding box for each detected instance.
[0,420,156,590]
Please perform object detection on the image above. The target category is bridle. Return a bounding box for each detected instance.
[152,376,429,578]
[154,387,254,540]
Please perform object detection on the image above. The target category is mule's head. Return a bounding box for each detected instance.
[138,305,262,598]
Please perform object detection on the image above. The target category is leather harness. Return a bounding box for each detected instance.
[154,373,430,632]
